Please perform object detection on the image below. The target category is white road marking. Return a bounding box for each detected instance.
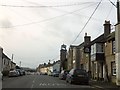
[39,83,66,86]
[31,76,36,89]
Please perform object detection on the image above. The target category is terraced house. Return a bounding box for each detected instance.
[104,31,115,83]
[0,46,17,76]
[66,20,116,83]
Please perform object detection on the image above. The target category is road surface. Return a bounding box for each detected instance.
[2,74,102,89]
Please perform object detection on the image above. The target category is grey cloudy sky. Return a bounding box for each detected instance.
[0,0,117,68]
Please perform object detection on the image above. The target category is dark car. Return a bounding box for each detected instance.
[66,69,89,84]
[59,70,69,80]
[52,71,60,77]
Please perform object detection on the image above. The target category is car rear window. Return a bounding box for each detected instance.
[74,69,87,75]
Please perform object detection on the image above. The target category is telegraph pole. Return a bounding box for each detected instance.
[115,0,120,86]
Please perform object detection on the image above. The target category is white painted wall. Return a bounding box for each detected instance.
[53,62,60,72]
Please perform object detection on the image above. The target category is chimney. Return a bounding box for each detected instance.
[84,33,91,46]
[103,20,111,38]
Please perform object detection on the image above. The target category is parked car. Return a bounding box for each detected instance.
[66,69,89,84]
[22,70,26,75]
[52,71,60,77]
[16,69,23,76]
[59,70,69,80]
[8,69,20,77]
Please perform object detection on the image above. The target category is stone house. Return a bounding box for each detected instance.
[105,31,116,83]
[67,45,76,70]
[90,34,105,80]
[2,53,11,71]
[90,20,112,80]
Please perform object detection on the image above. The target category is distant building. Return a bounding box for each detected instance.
[40,66,48,74]
[38,63,53,75]
[53,60,60,72]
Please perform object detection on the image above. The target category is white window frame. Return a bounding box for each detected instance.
[112,40,115,54]
[111,61,116,76]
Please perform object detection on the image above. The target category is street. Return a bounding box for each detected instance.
[2,74,96,89]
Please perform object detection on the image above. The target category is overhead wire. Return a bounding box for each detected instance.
[0,3,98,28]
[24,0,100,22]
[70,0,102,44]
[108,0,117,7]
[0,2,94,8]
[105,3,114,20]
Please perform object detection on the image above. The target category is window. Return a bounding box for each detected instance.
[96,43,104,53]
[91,43,104,55]
[112,40,115,54]
[91,54,96,61]
[91,45,94,55]
[111,61,116,76]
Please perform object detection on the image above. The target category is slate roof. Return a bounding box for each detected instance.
[2,53,11,60]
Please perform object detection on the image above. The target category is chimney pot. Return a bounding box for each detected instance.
[104,20,111,38]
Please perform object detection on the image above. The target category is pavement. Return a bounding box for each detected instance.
[89,80,120,90]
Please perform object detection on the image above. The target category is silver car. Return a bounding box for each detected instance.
[8,69,20,77]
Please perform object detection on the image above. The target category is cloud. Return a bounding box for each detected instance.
[0,0,117,68]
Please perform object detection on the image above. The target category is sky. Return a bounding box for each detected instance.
[0,0,117,69]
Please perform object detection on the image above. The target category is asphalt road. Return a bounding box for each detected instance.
[2,74,99,89]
